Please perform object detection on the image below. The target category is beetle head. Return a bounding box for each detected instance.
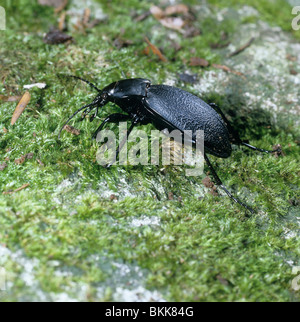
[58,78,151,139]
[101,78,151,104]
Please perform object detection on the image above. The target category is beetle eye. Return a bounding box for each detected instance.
[102,93,108,100]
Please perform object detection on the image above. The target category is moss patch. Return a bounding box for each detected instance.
[0,0,299,302]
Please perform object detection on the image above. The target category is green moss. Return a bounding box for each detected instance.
[0,0,299,302]
[207,0,300,40]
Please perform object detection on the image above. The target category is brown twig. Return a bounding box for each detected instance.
[54,0,68,14]
[212,63,246,79]
[83,8,91,27]
[58,11,66,31]
[3,184,30,195]
[228,37,255,57]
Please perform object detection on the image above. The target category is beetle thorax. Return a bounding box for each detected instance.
[103,78,151,114]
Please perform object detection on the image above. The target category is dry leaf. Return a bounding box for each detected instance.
[64,125,80,135]
[168,192,174,200]
[43,29,73,44]
[150,4,190,31]
[202,176,219,196]
[150,6,164,19]
[0,162,7,171]
[144,37,167,62]
[190,57,209,67]
[14,153,34,165]
[159,17,186,31]
[15,156,26,165]
[0,95,22,102]
[202,176,214,188]
[11,91,30,126]
[165,4,189,16]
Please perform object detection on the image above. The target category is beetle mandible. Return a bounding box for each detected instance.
[59,76,281,213]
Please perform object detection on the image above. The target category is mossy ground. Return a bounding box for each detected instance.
[0,0,299,301]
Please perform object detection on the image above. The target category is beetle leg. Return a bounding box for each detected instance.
[80,106,95,121]
[241,142,281,154]
[204,153,254,214]
[90,107,99,122]
[92,113,131,140]
[115,119,137,162]
[105,118,139,168]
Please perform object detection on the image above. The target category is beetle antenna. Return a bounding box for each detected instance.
[65,75,102,93]
[58,102,97,139]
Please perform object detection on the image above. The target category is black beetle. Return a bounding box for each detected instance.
[59,76,280,213]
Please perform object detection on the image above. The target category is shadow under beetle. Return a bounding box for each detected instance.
[59,76,281,214]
